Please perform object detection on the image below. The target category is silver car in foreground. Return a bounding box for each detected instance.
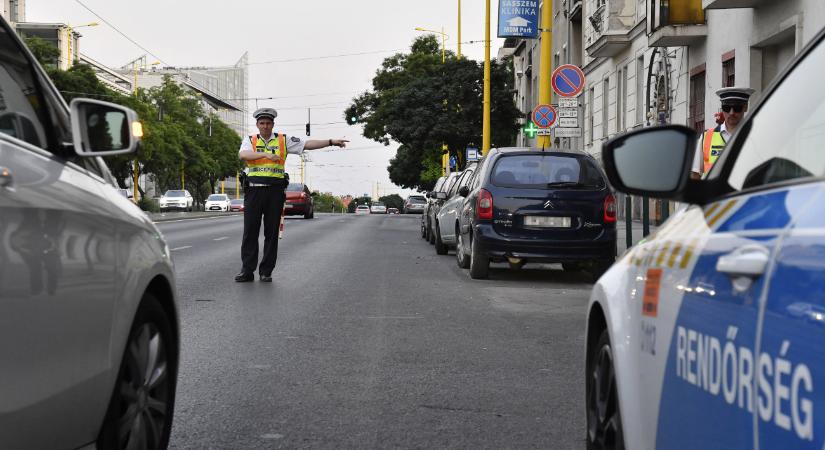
[0,16,179,450]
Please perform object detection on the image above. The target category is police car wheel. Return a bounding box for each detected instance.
[586,330,624,450]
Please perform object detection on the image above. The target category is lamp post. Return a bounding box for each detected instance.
[132,60,160,203]
[414,27,449,63]
[64,22,97,70]
[482,0,491,154]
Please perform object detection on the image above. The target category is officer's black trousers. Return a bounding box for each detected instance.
[241,186,286,276]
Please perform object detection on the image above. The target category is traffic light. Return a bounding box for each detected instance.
[347,114,358,125]
[305,123,310,136]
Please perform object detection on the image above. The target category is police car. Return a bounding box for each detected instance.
[585,26,825,449]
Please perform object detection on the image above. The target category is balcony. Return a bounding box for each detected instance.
[587,31,633,57]
[585,1,637,58]
[648,0,707,47]
[568,0,583,21]
[703,0,770,9]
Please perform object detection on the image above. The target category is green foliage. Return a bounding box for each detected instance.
[312,192,344,213]
[24,36,60,69]
[137,196,159,213]
[378,194,403,211]
[347,196,372,213]
[346,35,521,191]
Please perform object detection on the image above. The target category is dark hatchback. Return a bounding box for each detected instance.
[455,148,617,279]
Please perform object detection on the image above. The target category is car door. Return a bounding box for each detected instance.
[439,167,475,244]
[0,24,118,448]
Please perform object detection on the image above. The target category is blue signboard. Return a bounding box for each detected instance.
[449,156,457,169]
[497,0,539,39]
[466,147,479,162]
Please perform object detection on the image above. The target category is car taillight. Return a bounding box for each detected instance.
[604,194,617,223]
[476,189,493,220]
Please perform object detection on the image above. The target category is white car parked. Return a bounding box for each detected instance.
[205,193,231,212]
[159,189,193,212]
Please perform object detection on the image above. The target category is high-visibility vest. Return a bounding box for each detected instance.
[246,134,287,182]
[701,127,726,175]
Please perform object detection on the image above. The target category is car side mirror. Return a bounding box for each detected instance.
[70,98,142,157]
[436,192,448,200]
[458,186,470,197]
[602,125,696,199]
[426,191,433,199]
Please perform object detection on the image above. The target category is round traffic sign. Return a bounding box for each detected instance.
[552,64,586,98]
[532,104,557,128]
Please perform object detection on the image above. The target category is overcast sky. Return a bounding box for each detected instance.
[28,0,506,197]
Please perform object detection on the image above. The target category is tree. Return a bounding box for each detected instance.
[312,192,344,213]
[347,196,372,213]
[24,36,59,69]
[378,194,403,211]
[346,36,521,191]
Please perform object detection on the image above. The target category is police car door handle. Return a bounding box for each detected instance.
[0,166,12,188]
[716,244,770,278]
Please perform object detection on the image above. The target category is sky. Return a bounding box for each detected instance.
[27,0,507,197]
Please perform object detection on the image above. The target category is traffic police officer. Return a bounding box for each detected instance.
[235,108,348,282]
[691,86,755,178]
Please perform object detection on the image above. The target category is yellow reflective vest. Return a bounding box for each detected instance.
[701,126,726,175]
[246,134,287,183]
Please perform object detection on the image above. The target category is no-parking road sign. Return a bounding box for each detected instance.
[532,104,557,128]
[551,64,586,98]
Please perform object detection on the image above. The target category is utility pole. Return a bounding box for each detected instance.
[537,0,553,149]
[482,0,491,154]
[457,0,462,58]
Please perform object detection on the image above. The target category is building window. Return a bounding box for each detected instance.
[722,50,735,87]
[636,56,645,125]
[588,87,595,144]
[618,65,628,132]
[689,66,706,132]
[602,77,609,139]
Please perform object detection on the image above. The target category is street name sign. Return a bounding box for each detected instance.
[531,104,557,128]
[551,64,586,98]
[558,117,578,128]
[554,128,582,137]
[497,1,539,38]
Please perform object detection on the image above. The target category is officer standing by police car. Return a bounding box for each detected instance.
[691,87,755,179]
[235,108,348,282]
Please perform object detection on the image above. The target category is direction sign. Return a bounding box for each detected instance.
[552,64,586,98]
[559,117,578,128]
[497,0,539,38]
[554,128,582,137]
[532,104,557,128]
[558,97,578,108]
[558,108,577,118]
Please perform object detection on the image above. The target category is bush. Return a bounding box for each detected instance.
[138,196,160,213]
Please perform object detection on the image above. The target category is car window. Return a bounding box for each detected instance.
[207,195,225,201]
[165,190,185,197]
[433,177,445,192]
[287,183,304,191]
[726,38,825,191]
[0,25,54,150]
[491,154,605,189]
[446,172,463,196]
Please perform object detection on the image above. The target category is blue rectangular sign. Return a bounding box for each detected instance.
[497,0,539,39]
[466,147,479,162]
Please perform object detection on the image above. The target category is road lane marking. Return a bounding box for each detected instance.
[213,236,229,241]
[171,246,192,251]
[153,215,243,225]
[364,316,424,320]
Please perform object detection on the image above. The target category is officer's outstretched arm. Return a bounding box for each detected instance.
[303,139,349,150]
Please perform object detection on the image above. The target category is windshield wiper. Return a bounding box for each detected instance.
[546,181,585,188]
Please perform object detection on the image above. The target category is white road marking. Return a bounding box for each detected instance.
[153,215,242,225]
[213,236,229,241]
[171,246,192,251]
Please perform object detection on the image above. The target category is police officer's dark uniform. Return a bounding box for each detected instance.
[235,108,348,282]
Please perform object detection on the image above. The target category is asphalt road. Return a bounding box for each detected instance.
[159,213,592,449]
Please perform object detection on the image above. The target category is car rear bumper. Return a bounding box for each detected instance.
[405,206,425,213]
[284,202,309,215]
[473,223,617,262]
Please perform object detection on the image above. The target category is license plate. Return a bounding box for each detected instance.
[285,203,293,207]
[524,216,571,228]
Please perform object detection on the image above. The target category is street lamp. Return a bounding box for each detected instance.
[414,27,449,63]
[65,22,98,69]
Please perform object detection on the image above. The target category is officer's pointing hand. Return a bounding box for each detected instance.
[332,139,349,148]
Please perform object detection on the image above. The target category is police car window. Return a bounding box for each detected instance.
[727,38,825,191]
[0,26,52,150]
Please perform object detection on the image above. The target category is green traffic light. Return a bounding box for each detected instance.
[349,115,358,124]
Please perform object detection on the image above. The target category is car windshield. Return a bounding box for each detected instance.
[230,199,243,204]
[491,154,605,189]
[357,205,369,209]
[287,183,304,192]
[207,195,225,201]
[164,190,185,197]
[372,202,385,207]
[408,196,426,204]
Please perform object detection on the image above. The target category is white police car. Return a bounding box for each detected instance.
[586,26,825,450]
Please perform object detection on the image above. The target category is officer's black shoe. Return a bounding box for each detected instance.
[260,274,272,282]
[234,272,254,282]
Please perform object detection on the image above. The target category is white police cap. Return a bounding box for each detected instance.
[716,87,755,103]
[253,108,277,120]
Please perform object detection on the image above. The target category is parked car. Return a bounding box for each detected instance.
[117,188,133,200]
[159,189,193,212]
[434,165,478,255]
[426,172,460,245]
[370,201,387,214]
[204,193,231,212]
[229,198,245,212]
[403,194,427,214]
[387,207,399,214]
[585,25,825,450]
[422,176,447,239]
[453,149,616,279]
[284,183,314,219]
[355,204,370,214]
[0,15,179,449]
